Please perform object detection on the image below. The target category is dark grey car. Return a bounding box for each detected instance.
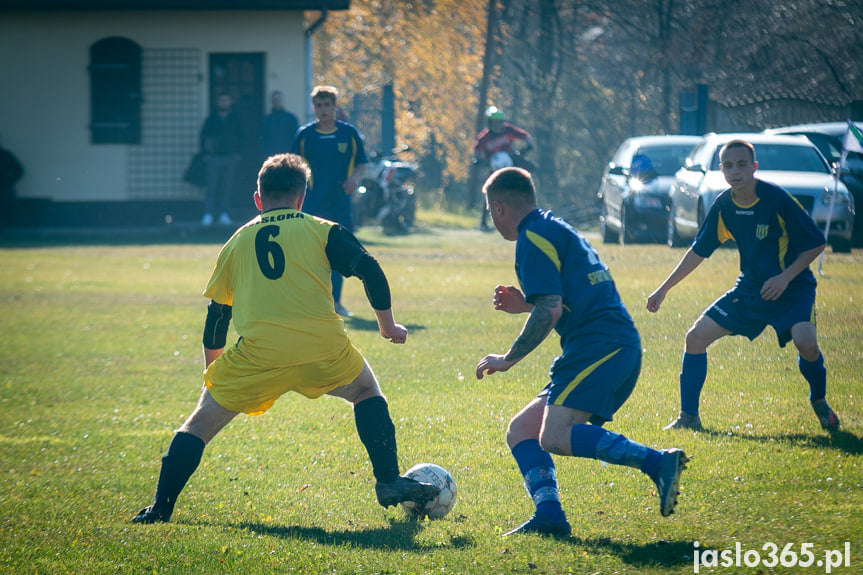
[598,135,700,244]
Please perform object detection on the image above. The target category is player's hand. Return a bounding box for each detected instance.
[343,176,359,195]
[380,322,408,344]
[760,275,790,301]
[646,288,666,313]
[476,354,516,379]
[494,285,531,314]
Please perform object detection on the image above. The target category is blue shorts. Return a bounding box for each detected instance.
[704,282,816,348]
[539,345,641,425]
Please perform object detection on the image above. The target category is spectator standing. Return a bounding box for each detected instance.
[0,134,23,229]
[259,90,299,162]
[291,86,368,317]
[200,93,243,226]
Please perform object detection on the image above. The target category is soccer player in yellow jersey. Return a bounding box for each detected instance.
[132,153,438,524]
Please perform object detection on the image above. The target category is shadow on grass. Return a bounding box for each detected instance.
[692,428,863,455]
[568,536,695,568]
[230,519,475,552]
[232,519,688,563]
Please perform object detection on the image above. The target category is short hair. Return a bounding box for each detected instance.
[719,139,756,163]
[311,85,338,103]
[482,167,536,209]
[257,154,310,200]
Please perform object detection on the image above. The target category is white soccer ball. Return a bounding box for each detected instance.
[399,463,457,519]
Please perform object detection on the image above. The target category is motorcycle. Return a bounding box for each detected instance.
[353,147,418,234]
[473,148,536,230]
[474,147,536,176]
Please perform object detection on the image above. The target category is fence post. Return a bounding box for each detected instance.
[382,84,395,155]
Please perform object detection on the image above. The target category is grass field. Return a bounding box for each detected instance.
[1,222,861,574]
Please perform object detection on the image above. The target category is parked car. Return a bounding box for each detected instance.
[667,132,855,252]
[764,122,863,247]
[597,135,701,244]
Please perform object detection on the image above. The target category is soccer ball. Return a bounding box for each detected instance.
[399,463,457,519]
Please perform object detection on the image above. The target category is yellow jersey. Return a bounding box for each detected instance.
[204,208,349,367]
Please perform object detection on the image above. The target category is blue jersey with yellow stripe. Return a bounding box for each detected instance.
[693,180,826,296]
[515,209,640,353]
[291,120,368,219]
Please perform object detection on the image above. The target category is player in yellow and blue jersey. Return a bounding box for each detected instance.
[648,139,840,431]
[291,86,368,317]
[131,153,437,524]
[476,167,688,537]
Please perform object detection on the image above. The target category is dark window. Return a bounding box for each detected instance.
[89,37,142,144]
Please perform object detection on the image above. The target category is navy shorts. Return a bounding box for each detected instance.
[704,282,816,348]
[539,345,641,425]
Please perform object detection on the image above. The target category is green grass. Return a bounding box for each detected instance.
[1,227,861,574]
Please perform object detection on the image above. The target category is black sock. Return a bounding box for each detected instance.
[354,396,399,483]
[152,431,205,510]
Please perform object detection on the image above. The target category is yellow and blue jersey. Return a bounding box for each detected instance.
[693,180,826,296]
[203,208,349,368]
[290,120,368,220]
[515,209,640,354]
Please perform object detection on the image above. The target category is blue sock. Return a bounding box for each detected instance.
[569,423,606,458]
[571,424,663,480]
[511,439,564,521]
[680,352,708,415]
[799,354,826,402]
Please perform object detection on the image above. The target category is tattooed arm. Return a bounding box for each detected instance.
[476,294,562,379]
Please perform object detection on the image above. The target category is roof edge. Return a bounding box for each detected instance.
[0,0,349,10]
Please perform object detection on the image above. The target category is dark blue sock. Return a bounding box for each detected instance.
[799,354,826,402]
[511,438,553,475]
[571,424,662,480]
[680,352,708,415]
[511,439,564,521]
[569,423,606,458]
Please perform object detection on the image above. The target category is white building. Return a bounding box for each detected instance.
[0,0,348,227]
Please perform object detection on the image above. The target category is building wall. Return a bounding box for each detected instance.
[0,10,306,203]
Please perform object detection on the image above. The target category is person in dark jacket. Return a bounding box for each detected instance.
[200,93,243,226]
[0,134,24,229]
[259,90,299,162]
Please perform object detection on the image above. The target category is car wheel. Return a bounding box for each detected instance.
[600,202,619,244]
[620,203,637,245]
[667,206,686,248]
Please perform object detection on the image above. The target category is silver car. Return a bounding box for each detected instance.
[667,133,855,252]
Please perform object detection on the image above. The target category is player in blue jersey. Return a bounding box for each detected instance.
[647,139,840,431]
[291,86,368,317]
[476,167,688,537]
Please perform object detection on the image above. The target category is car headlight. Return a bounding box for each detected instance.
[822,188,851,207]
